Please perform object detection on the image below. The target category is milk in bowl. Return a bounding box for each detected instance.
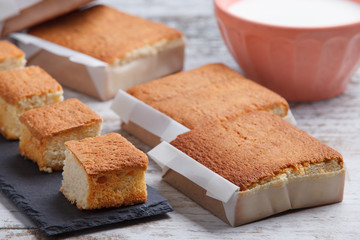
[214,0,360,101]
[228,0,360,28]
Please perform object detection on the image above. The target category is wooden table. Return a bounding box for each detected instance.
[1,0,359,239]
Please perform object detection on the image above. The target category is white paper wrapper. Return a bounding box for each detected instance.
[111,89,297,145]
[12,32,109,100]
[111,90,190,143]
[148,141,239,202]
[12,33,185,100]
[283,110,296,124]
[148,141,345,226]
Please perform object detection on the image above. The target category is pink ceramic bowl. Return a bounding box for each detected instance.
[214,0,360,101]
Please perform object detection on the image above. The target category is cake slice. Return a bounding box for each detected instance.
[0,40,26,71]
[19,98,102,172]
[168,111,344,225]
[61,133,148,210]
[0,66,63,140]
[127,63,289,129]
[121,63,290,146]
[28,5,185,99]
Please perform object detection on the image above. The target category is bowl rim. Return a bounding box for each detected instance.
[214,0,360,31]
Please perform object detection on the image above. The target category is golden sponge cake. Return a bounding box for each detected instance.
[29,5,183,65]
[118,63,291,147]
[61,133,148,210]
[27,5,185,100]
[19,98,102,172]
[160,111,345,225]
[127,63,289,129]
[0,66,63,140]
[0,40,26,71]
[171,111,343,190]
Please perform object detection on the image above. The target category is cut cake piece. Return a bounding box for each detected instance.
[28,5,185,99]
[167,111,344,225]
[0,66,63,140]
[0,40,26,71]
[19,98,102,173]
[61,133,148,210]
[123,63,290,146]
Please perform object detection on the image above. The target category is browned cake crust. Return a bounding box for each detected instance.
[65,133,148,175]
[19,98,102,139]
[0,66,62,104]
[127,63,289,129]
[171,111,343,190]
[0,40,25,61]
[28,5,182,64]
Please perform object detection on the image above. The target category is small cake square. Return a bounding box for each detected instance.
[0,66,63,139]
[0,40,26,71]
[19,98,102,172]
[61,133,148,210]
[166,111,345,225]
[27,5,185,100]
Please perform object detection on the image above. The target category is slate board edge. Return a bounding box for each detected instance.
[0,177,173,236]
[0,175,45,229]
[43,198,173,236]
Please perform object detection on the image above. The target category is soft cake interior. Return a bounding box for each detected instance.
[269,104,288,118]
[107,36,185,99]
[245,159,343,191]
[19,121,101,172]
[61,149,89,208]
[61,149,147,210]
[112,37,185,66]
[0,55,26,71]
[0,91,63,139]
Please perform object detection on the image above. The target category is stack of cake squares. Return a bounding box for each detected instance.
[0,40,63,140]
[0,39,149,210]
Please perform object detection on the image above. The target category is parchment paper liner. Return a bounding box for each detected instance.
[148,141,345,226]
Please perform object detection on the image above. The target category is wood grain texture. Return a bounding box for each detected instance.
[1,0,360,239]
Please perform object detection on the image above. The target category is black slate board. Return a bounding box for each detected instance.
[0,136,173,236]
